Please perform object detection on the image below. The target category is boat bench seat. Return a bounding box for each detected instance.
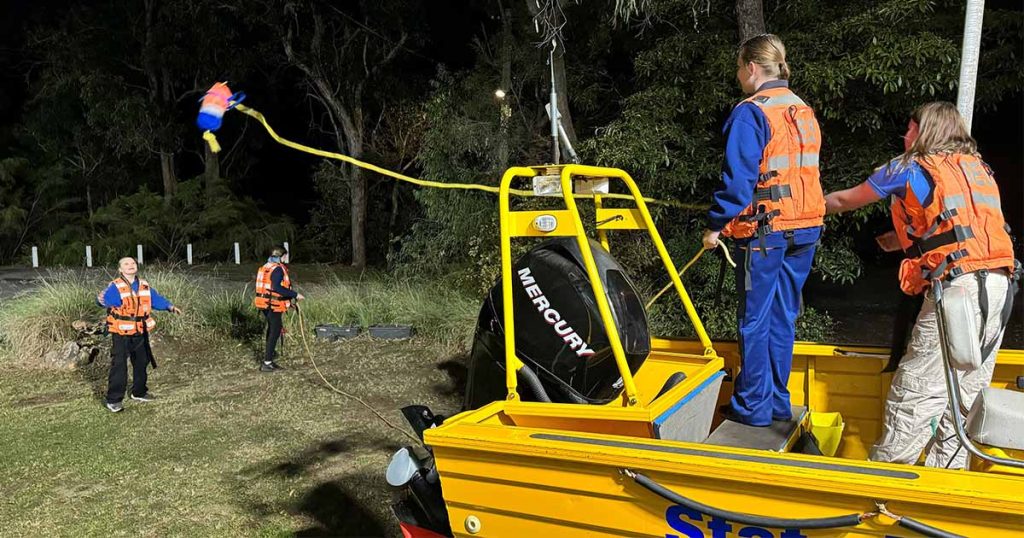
[652,371,724,443]
[703,405,808,452]
[967,388,1024,451]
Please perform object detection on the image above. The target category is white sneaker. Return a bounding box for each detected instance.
[106,402,123,413]
[130,393,155,402]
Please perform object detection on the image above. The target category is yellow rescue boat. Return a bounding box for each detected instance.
[386,165,1024,538]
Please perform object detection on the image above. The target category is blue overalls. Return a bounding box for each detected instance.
[707,80,822,427]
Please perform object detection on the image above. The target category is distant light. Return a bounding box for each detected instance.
[494,89,507,100]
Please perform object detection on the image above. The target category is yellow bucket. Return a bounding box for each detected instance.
[809,411,845,457]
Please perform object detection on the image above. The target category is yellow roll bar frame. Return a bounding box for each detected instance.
[499,164,717,408]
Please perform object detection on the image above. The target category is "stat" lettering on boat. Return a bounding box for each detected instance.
[518,267,595,357]
[666,505,804,538]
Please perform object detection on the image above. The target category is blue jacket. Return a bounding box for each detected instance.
[265,256,298,299]
[98,278,175,311]
[706,80,785,232]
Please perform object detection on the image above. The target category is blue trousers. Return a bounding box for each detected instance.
[729,228,820,426]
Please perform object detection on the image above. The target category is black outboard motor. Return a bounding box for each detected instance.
[464,238,650,408]
[387,239,650,537]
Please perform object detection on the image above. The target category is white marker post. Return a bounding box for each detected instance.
[186,243,193,265]
[137,244,143,265]
[31,246,38,268]
[85,246,93,268]
[233,242,240,265]
[283,241,290,259]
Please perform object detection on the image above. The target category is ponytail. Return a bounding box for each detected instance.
[739,34,790,80]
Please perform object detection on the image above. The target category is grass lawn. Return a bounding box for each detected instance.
[0,333,466,537]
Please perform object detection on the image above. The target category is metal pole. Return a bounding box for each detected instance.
[549,44,560,165]
[956,0,985,132]
[137,244,143,265]
[186,243,193,265]
[85,246,92,268]
[933,282,1024,469]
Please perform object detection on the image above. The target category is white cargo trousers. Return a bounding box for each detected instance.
[869,272,1011,469]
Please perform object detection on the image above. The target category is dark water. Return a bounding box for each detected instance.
[804,262,1024,349]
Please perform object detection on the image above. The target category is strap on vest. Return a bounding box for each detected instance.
[906,225,974,259]
[739,207,781,259]
[922,248,969,283]
[755,184,792,202]
[975,269,1017,361]
[110,313,151,322]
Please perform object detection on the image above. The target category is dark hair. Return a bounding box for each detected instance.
[270,246,288,257]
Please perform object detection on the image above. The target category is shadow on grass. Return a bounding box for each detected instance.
[77,357,110,404]
[434,353,468,399]
[237,434,400,537]
[291,479,387,537]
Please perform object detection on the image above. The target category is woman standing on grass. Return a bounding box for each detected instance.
[254,245,304,372]
[96,256,181,413]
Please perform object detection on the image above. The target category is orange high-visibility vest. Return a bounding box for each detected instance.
[254,262,291,313]
[722,87,825,240]
[106,278,157,336]
[892,153,1015,295]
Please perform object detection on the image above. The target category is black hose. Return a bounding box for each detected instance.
[898,517,965,538]
[628,470,863,530]
[518,364,552,403]
[654,372,688,400]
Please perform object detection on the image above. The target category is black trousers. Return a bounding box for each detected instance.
[106,333,152,403]
[264,309,283,363]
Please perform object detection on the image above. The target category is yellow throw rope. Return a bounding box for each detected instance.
[294,304,423,445]
[646,242,737,310]
[228,103,709,212]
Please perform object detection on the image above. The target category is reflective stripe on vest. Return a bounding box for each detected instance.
[254,262,291,313]
[106,278,155,336]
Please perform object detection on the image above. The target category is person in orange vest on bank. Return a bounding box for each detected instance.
[824,101,1019,469]
[254,246,304,372]
[97,256,182,413]
[702,34,825,427]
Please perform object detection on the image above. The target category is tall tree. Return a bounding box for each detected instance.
[735,0,766,43]
[279,0,410,268]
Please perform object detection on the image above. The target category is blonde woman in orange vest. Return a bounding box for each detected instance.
[254,245,303,372]
[703,34,826,427]
[824,101,1018,469]
[96,256,182,413]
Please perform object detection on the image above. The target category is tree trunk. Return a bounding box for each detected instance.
[735,0,766,44]
[350,166,367,269]
[160,152,177,203]
[204,141,220,197]
[86,183,96,237]
[347,132,367,269]
[386,182,399,270]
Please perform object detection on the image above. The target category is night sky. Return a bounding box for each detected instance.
[0,1,1020,235]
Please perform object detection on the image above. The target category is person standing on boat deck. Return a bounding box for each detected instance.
[824,102,1018,469]
[702,34,825,428]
